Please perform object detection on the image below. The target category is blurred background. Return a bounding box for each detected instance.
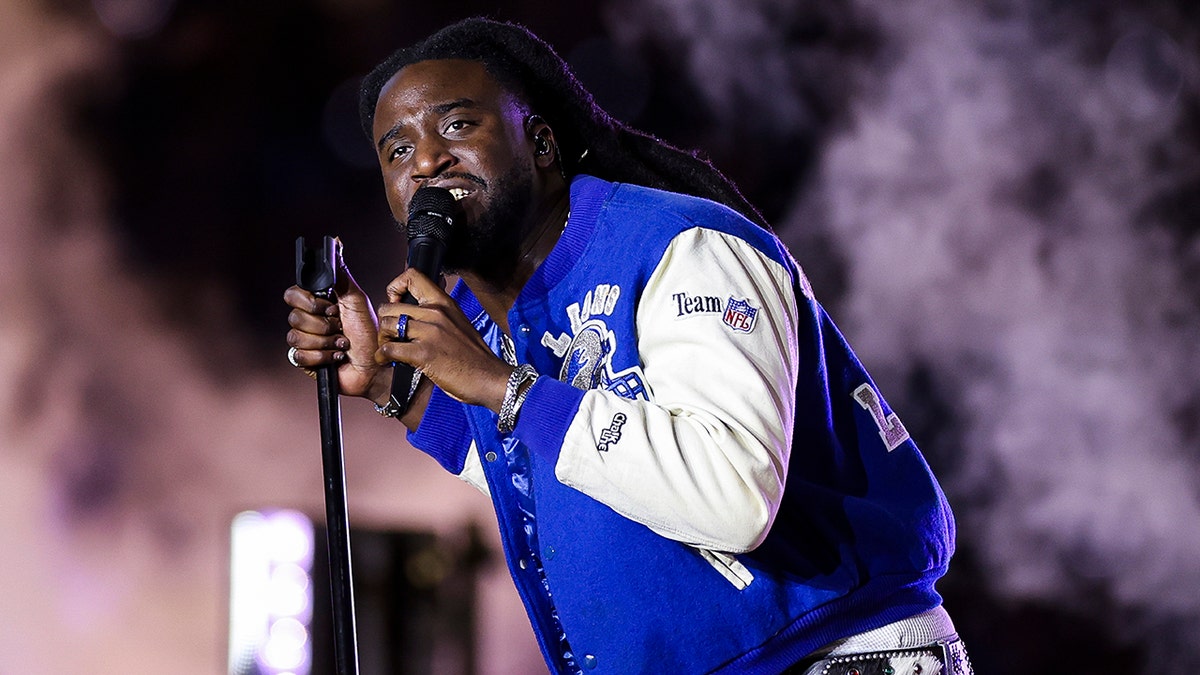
[1,0,1198,672]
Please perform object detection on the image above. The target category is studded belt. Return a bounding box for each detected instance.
[784,636,974,675]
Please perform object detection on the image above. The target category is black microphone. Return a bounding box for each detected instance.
[401,186,457,302]
[386,186,459,416]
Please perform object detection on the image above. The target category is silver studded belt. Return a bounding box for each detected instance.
[787,636,974,675]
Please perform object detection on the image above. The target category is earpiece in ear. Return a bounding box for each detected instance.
[535,137,551,156]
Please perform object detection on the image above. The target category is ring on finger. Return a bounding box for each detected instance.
[287,346,302,367]
[396,314,409,341]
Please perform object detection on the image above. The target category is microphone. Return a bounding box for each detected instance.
[386,186,459,416]
[400,186,457,302]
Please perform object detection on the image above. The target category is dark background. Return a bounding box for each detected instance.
[75,0,844,354]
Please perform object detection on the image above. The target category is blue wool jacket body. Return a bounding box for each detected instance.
[407,175,955,674]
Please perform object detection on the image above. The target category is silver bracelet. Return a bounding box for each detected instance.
[374,369,422,419]
[497,364,538,433]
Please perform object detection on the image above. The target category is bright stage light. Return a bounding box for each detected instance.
[262,617,309,671]
[228,509,314,675]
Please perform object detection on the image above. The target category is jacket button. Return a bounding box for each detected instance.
[484,451,498,462]
[582,654,597,670]
[543,545,556,560]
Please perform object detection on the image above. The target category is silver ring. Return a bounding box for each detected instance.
[396,314,409,341]
[287,346,302,367]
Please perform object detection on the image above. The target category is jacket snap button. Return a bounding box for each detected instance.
[544,545,556,560]
[484,451,498,462]
[582,654,597,669]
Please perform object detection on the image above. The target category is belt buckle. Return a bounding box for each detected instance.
[931,641,950,672]
[937,638,973,675]
[817,642,952,675]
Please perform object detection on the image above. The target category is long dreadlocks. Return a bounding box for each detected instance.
[359,17,770,231]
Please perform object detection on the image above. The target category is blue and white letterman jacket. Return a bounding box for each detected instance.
[407,175,956,674]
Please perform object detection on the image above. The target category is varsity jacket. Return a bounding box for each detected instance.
[407,175,956,674]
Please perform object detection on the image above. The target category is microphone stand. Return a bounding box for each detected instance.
[296,236,360,675]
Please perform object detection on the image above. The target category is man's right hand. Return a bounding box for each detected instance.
[284,258,392,403]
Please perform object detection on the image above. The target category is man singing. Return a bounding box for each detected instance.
[284,17,972,675]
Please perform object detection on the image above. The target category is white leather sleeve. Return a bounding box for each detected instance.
[552,228,800,553]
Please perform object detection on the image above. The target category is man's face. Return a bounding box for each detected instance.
[371,59,536,276]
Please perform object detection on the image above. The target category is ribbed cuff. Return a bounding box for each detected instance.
[513,377,585,463]
[407,386,471,474]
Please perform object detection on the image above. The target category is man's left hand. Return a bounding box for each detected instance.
[376,269,513,413]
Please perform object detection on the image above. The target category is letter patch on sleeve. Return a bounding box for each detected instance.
[853,383,910,452]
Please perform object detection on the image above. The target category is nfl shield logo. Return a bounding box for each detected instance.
[723,298,758,333]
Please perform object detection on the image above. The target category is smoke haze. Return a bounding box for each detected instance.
[609,0,1200,669]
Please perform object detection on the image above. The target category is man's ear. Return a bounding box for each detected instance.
[525,114,559,170]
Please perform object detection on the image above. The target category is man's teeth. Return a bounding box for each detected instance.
[448,188,470,201]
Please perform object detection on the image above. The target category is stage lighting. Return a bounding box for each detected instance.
[228,509,315,675]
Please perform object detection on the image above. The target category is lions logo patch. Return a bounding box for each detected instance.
[561,320,613,390]
[541,283,650,401]
[722,298,759,333]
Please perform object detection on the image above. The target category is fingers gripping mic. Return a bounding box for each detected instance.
[386,186,459,417]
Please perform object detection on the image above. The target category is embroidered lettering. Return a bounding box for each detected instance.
[567,284,622,333]
[601,284,620,314]
[597,413,628,452]
[672,291,724,317]
[541,332,571,356]
[852,384,910,452]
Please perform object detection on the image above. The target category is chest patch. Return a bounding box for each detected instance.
[541,283,650,401]
[561,321,612,390]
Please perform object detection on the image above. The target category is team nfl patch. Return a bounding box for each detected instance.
[722,297,759,333]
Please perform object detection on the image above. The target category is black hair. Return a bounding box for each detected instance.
[359,17,769,230]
